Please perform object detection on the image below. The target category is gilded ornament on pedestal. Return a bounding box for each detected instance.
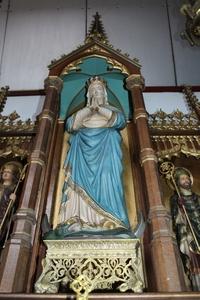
[35,239,145,298]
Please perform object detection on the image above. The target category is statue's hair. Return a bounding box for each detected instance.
[0,161,23,183]
[174,167,192,184]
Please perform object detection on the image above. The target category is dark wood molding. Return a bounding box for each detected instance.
[7,90,46,97]
[0,292,200,300]
[144,86,200,93]
[5,86,200,98]
[0,131,37,137]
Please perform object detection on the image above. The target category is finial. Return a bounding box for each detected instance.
[85,12,109,44]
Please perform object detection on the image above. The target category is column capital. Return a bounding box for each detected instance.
[44,76,63,93]
[126,74,145,91]
[140,147,158,166]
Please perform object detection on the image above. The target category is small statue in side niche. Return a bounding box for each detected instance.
[0,161,22,248]
[169,167,200,291]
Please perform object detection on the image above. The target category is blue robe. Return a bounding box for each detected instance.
[61,109,130,229]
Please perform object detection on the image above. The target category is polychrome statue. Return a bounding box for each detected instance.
[170,167,200,291]
[46,77,132,238]
[0,161,22,247]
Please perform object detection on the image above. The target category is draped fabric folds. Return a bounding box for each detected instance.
[58,109,130,233]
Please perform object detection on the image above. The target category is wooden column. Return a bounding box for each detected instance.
[45,120,65,222]
[0,76,63,293]
[27,120,65,291]
[126,74,186,292]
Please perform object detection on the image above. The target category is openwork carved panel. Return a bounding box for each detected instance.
[35,239,144,299]
[152,135,200,161]
[149,109,200,131]
[0,111,36,158]
[0,136,33,159]
[149,88,200,160]
[0,111,35,133]
[0,87,36,158]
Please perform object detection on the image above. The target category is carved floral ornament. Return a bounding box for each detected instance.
[149,87,200,161]
[152,135,200,161]
[0,136,32,159]
[0,113,35,158]
[180,0,200,46]
[149,109,200,131]
[0,111,35,132]
[126,75,145,91]
[35,239,144,298]
[60,56,130,77]
[148,87,200,132]
[0,86,36,158]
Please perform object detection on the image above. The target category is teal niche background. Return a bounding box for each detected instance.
[59,56,132,120]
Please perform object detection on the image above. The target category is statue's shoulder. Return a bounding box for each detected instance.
[170,193,178,203]
[192,192,200,206]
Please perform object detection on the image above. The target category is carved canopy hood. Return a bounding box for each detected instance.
[48,12,141,77]
[0,86,36,160]
[45,12,143,127]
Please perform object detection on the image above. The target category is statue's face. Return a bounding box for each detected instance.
[89,83,105,106]
[178,174,191,190]
[2,168,14,183]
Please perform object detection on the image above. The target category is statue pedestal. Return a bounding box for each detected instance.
[35,239,145,298]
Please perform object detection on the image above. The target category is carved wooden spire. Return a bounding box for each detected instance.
[85,12,109,44]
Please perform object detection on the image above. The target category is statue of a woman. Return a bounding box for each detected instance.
[47,77,131,238]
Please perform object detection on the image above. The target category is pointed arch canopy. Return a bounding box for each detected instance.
[59,56,132,120]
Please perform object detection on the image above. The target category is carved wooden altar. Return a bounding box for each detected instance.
[0,12,200,300]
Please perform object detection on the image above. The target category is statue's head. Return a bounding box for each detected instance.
[174,167,193,191]
[0,161,22,185]
[86,76,108,107]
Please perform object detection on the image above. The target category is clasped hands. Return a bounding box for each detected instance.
[88,99,101,112]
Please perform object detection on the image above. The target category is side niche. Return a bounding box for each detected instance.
[0,86,36,253]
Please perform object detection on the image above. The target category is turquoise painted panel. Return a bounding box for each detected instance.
[60,57,132,120]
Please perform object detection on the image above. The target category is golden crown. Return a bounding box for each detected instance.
[87,76,106,88]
